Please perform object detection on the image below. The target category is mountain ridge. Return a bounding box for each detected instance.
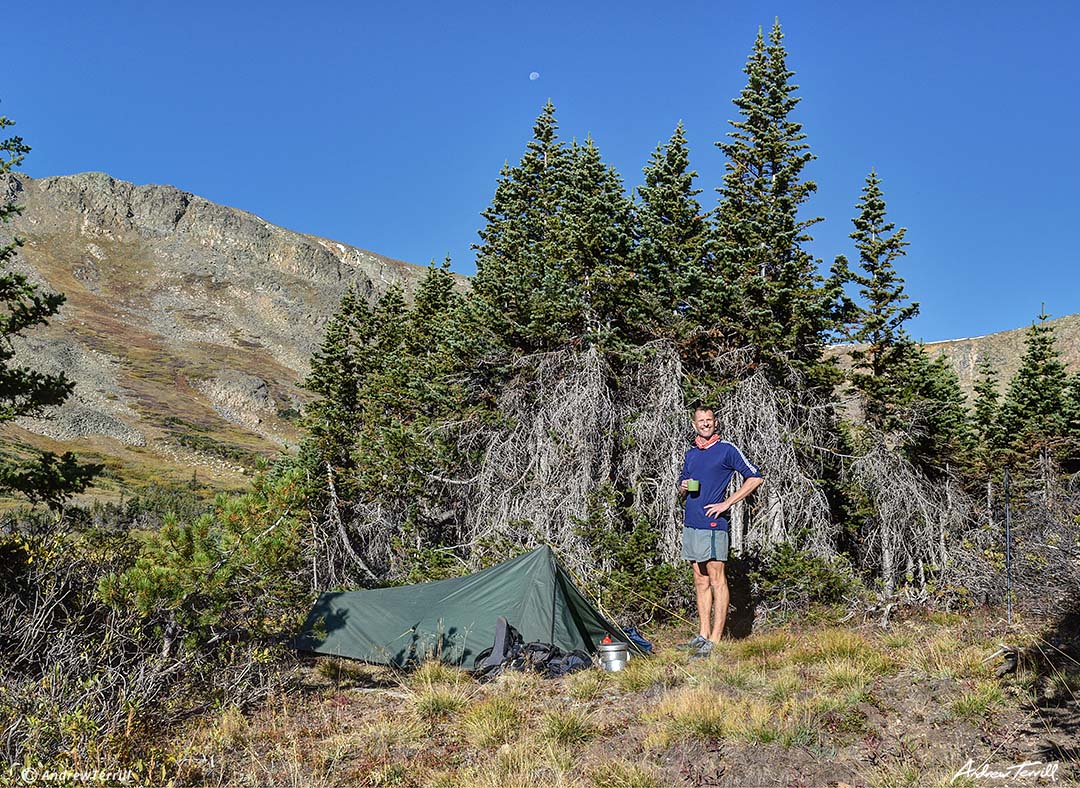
[1,171,1075,498]
[2,171,435,495]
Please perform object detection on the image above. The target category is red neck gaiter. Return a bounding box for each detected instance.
[694,434,720,450]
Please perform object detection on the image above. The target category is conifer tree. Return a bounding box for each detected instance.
[300,286,371,484]
[970,357,1004,470]
[896,350,969,471]
[558,136,637,351]
[1064,371,1080,447]
[713,20,836,382]
[472,104,644,356]
[633,122,708,341]
[844,170,919,429]
[471,101,572,352]
[406,257,469,369]
[0,109,99,507]
[998,309,1069,463]
[301,262,473,513]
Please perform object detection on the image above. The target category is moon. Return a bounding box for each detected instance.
[529,71,540,81]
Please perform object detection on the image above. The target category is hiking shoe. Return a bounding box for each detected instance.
[676,634,708,652]
[690,639,716,658]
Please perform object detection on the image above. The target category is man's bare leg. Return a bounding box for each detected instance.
[706,560,729,643]
[692,560,712,639]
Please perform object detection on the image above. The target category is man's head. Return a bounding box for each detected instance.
[693,406,716,439]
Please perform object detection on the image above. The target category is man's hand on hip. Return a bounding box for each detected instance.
[704,501,731,518]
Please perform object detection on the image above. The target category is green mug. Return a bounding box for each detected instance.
[686,479,700,493]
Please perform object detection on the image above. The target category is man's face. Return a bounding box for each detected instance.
[693,409,716,439]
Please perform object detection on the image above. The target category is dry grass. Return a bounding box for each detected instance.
[541,708,600,747]
[803,689,871,736]
[726,630,795,669]
[159,611,1053,787]
[865,761,925,788]
[881,629,915,652]
[766,667,803,703]
[791,627,881,665]
[399,659,475,724]
[705,662,766,691]
[1044,667,1080,704]
[584,759,666,788]
[461,695,524,747]
[405,660,469,690]
[818,655,876,694]
[316,657,386,687]
[565,669,608,700]
[641,684,731,747]
[910,630,963,679]
[949,680,1008,724]
[461,740,580,788]
[608,651,687,692]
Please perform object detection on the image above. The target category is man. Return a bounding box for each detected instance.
[677,406,763,657]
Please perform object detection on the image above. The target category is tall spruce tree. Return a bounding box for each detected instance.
[471,105,644,355]
[299,286,376,492]
[0,109,99,507]
[843,169,919,430]
[633,122,709,343]
[998,309,1069,463]
[558,136,637,351]
[713,20,836,382]
[471,101,572,353]
[301,261,474,513]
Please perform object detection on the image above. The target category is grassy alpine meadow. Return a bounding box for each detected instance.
[150,607,1077,787]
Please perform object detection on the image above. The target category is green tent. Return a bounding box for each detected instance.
[292,545,619,668]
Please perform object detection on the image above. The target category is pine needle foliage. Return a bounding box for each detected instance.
[0,110,99,507]
[842,169,919,430]
[712,21,841,386]
[633,122,709,345]
[998,308,1070,465]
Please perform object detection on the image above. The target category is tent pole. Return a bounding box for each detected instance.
[1004,467,1013,627]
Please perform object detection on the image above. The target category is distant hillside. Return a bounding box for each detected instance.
[830,313,1080,399]
[922,313,1080,395]
[1,172,435,497]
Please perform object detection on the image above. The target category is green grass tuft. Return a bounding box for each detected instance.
[950,681,1007,724]
[541,708,599,747]
[462,696,524,747]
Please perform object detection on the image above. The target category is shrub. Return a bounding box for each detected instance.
[97,468,309,651]
[574,484,689,620]
[750,534,860,611]
[0,473,310,769]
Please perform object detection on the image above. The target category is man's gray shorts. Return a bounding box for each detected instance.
[681,526,730,562]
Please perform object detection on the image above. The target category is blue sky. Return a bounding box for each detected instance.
[6,1,1078,342]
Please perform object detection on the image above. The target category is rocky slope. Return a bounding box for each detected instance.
[1,172,432,495]
[830,313,1080,400]
[922,313,1080,395]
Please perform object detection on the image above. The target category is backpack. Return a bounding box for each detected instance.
[521,641,593,677]
[472,617,593,679]
[472,616,525,680]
